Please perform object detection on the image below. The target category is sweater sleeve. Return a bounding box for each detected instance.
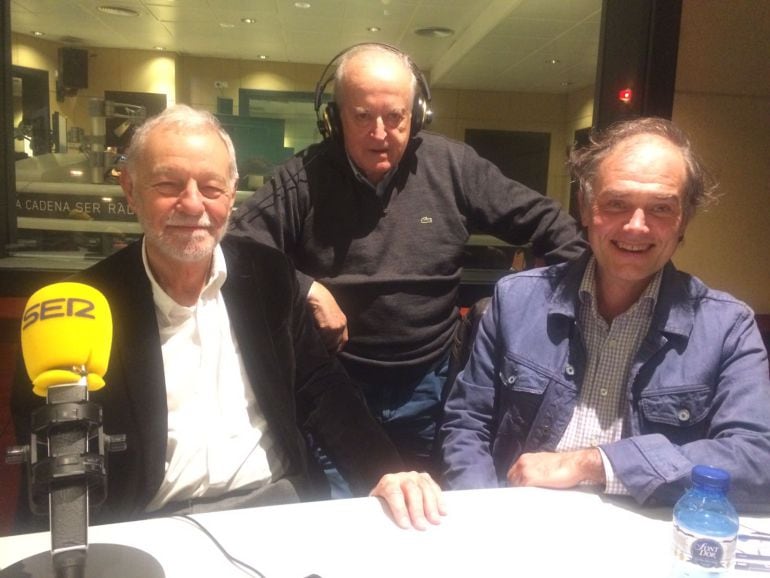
[229,153,316,297]
[454,140,587,264]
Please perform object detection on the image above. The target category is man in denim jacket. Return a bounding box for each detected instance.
[440,117,770,511]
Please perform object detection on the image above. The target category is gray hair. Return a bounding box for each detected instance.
[332,44,418,108]
[569,117,718,222]
[124,104,239,189]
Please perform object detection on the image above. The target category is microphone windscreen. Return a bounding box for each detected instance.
[21,282,113,397]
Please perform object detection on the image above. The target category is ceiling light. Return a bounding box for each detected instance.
[414,27,454,38]
[294,2,312,8]
[547,58,561,65]
[97,6,140,17]
[258,54,269,60]
[367,26,381,33]
[154,46,165,51]
[32,31,45,37]
[219,23,235,28]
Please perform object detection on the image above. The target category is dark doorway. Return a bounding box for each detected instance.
[12,65,50,158]
[464,129,550,194]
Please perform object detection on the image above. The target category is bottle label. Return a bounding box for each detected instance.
[673,522,737,570]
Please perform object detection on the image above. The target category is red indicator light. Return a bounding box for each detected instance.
[618,88,633,103]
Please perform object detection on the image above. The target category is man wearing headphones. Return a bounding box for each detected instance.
[230,43,586,482]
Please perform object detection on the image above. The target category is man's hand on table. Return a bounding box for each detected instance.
[506,448,605,489]
[370,471,447,530]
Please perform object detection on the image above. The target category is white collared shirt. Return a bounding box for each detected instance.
[142,240,285,511]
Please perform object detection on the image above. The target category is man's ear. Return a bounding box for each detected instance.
[227,185,237,212]
[119,169,137,210]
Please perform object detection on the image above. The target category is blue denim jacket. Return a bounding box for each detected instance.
[440,255,770,511]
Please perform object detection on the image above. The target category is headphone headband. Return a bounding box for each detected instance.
[314,43,432,142]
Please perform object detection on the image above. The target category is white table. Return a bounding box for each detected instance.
[2,487,768,578]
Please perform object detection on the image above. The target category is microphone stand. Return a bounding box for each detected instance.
[42,379,114,577]
[4,375,136,578]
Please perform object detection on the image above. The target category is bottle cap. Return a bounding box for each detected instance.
[691,465,731,491]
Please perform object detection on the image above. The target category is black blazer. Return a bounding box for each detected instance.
[12,236,402,532]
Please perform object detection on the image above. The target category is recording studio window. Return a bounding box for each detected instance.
[11,69,147,269]
[224,89,322,191]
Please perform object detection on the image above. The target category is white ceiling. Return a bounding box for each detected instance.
[10,0,603,94]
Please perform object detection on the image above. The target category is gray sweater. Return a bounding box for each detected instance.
[230,131,586,371]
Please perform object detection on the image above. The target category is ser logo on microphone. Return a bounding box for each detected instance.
[22,297,96,330]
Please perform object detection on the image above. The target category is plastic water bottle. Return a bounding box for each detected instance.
[672,465,740,577]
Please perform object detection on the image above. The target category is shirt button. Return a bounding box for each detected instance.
[600,388,608,397]
[565,364,575,376]
[677,409,691,422]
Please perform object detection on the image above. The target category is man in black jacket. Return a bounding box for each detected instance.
[231,43,586,476]
[12,104,444,533]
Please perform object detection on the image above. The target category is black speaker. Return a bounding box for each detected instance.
[59,47,89,90]
[314,43,432,142]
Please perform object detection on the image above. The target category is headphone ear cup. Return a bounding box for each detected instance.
[321,102,342,142]
[411,96,429,135]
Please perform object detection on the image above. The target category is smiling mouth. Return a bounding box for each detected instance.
[167,218,211,228]
[614,241,652,252]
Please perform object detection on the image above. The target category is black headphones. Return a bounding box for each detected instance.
[313,43,433,143]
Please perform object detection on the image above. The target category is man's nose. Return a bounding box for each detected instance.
[371,116,388,139]
[176,179,205,213]
[625,208,649,232]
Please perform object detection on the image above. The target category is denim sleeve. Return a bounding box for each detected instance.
[439,288,502,489]
[601,308,770,512]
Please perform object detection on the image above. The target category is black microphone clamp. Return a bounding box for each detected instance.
[5,386,126,515]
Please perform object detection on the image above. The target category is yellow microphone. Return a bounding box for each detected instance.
[15,282,116,578]
[21,282,112,397]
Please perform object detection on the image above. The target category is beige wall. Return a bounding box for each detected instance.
[670,0,770,313]
[176,55,324,114]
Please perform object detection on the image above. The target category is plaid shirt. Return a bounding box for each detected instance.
[555,257,662,494]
